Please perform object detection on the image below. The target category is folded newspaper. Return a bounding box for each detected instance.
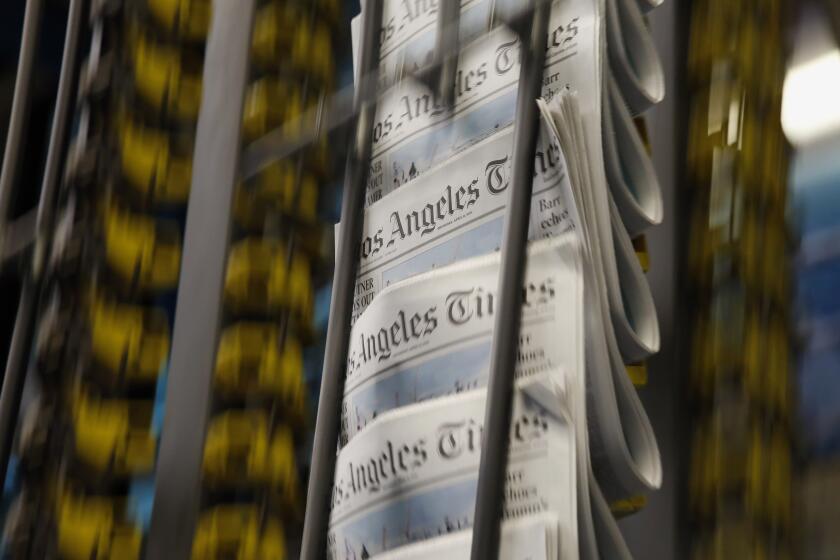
[342,235,583,445]
[350,0,661,362]
[353,0,664,115]
[328,388,577,560]
[336,237,638,559]
[336,0,666,557]
[605,0,665,114]
[351,0,663,242]
[538,91,660,502]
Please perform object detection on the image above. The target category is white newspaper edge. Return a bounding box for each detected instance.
[602,73,663,236]
[539,93,662,499]
[606,0,665,113]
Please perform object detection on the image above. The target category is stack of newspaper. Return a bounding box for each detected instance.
[330,0,666,558]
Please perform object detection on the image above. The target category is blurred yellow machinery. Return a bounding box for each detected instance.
[214,323,305,420]
[101,197,182,293]
[224,238,314,326]
[192,505,286,560]
[202,409,299,505]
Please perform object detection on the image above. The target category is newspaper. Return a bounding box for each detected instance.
[353,0,663,113]
[376,514,560,560]
[328,389,577,560]
[342,235,583,444]
[602,74,662,236]
[338,237,635,559]
[539,92,661,502]
[351,0,663,241]
[346,126,575,325]
[338,103,660,497]
[353,1,585,205]
[350,0,660,362]
[605,0,665,114]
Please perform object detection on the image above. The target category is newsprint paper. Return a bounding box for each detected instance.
[351,0,663,244]
[342,234,583,445]
[339,236,639,559]
[376,514,561,560]
[349,0,660,363]
[328,389,577,560]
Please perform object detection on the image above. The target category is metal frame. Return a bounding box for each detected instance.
[0,0,84,489]
[145,1,257,556]
[299,1,384,557]
[470,2,550,557]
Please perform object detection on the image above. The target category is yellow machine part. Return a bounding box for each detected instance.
[55,488,142,560]
[88,291,170,385]
[67,384,156,476]
[251,4,334,89]
[234,160,319,230]
[145,0,211,42]
[214,323,304,413]
[192,505,285,560]
[128,24,203,121]
[117,112,193,206]
[224,239,313,322]
[242,78,304,142]
[101,198,182,293]
[297,20,334,89]
[251,3,299,70]
[202,409,298,500]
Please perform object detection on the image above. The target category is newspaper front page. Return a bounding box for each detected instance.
[350,0,660,363]
[343,234,583,445]
[351,0,663,243]
[348,126,575,325]
[328,389,577,560]
[339,100,661,502]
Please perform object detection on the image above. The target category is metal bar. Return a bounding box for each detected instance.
[145,1,256,557]
[299,1,384,558]
[0,283,37,488]
[1,208,36,263]
[469,2,550,559]
[0,0,85,487]
[0,0,43,240]
[436,0,461,106]
[33,0,85,279]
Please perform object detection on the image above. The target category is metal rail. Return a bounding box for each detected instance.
[0,0,43,242]
[436,0,461,106]
[470,1,551,557]
[145,1,257,557]
[0,0,84,489]
[299,2,384,558]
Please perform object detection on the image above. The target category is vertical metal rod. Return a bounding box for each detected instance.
[436,0,461,106]
[0,0,43,236]
[300,1,383,558]
[469,2,550,559]
[34,0,84,277]
[145,1,255,557]
[0,283,36,488]
[0,0,84,488]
